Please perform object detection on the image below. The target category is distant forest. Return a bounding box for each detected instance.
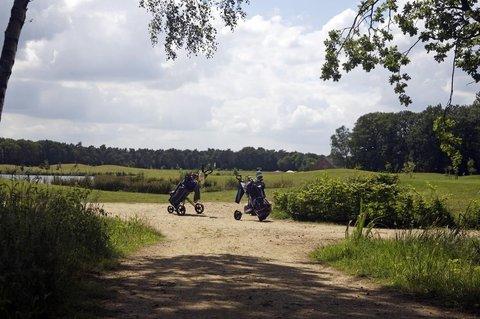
[0,138,332,171]
[330,103,480,174]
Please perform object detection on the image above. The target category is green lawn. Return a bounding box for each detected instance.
[1,164,479,213]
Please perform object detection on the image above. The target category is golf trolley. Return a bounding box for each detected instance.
[233,171,271,222]
[167,165,213,216]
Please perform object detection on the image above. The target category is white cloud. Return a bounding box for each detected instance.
[0,1,477,154]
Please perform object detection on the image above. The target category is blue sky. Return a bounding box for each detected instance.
[247,0,358,27]
[0,1,477,154]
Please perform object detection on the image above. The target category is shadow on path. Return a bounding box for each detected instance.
[97,254,455,319]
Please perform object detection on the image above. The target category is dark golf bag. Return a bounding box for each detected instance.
[235,178,271,221]
[169,174,200,208]
[167,165,213,215]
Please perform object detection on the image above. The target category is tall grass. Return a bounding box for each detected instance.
[105,216,162,256]
[313,229,480,311]
[0,182,162,318]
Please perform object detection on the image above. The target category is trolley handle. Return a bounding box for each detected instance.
[234,170,243,182]
[201,164,214,179]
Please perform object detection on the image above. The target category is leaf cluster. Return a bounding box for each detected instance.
[321,0,480,106]
[140,0,249,59]
[433,116,463,174]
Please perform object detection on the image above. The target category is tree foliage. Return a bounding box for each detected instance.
[467,158,477,174]
[332,103,480,174]
[402,160,416,177]
[330,125,352,167]
[321,0,480,106]
[0,0,249,120]
[0,139,331,172]
[433,116,463,176]
[140,0,249,59]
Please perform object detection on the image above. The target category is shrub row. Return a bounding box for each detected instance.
[52,174,245,194]
[0,166,138,177]
[52,175,177,194]
[274,174,459,228]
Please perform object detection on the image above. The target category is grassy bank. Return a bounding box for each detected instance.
[0,182,162,318]
[105,216,162,256]
[312,230,480,311]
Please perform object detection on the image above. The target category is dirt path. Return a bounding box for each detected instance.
[99,203,474,319]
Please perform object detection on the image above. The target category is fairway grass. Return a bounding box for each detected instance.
[1,164,479,213]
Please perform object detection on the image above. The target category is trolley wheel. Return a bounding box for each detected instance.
[258,214,267,222]
[194,203,204,214]
[177,204,186,216]
[234,210,242,221]
[167,205,175,214]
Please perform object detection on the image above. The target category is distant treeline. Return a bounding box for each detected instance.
[0,139,332,171]
[331,103,480,174]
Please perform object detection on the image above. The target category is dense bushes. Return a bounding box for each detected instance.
[274,174,455,228]
[0,182,162,318]
[0,183,112,317]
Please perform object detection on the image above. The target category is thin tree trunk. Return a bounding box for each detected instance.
[0,0,29,122]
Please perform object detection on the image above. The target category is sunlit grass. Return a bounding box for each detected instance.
[105,216,163,257]
[313,230,480,311]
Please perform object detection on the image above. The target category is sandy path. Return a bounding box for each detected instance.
[98,202,474,319]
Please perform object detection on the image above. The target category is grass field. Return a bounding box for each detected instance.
[1,164,479,213]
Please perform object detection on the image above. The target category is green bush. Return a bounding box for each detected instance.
[274,176,358,222]
[274,174,455,228]
[0,183,111,317]
[0,182,163,318]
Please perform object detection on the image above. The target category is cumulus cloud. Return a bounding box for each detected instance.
[0,0,477,154]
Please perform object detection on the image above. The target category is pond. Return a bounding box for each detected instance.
[0,174,91,184]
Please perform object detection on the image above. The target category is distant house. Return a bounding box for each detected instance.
[313,157,334,170]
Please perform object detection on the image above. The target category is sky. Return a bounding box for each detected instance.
[0,0,477,154]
